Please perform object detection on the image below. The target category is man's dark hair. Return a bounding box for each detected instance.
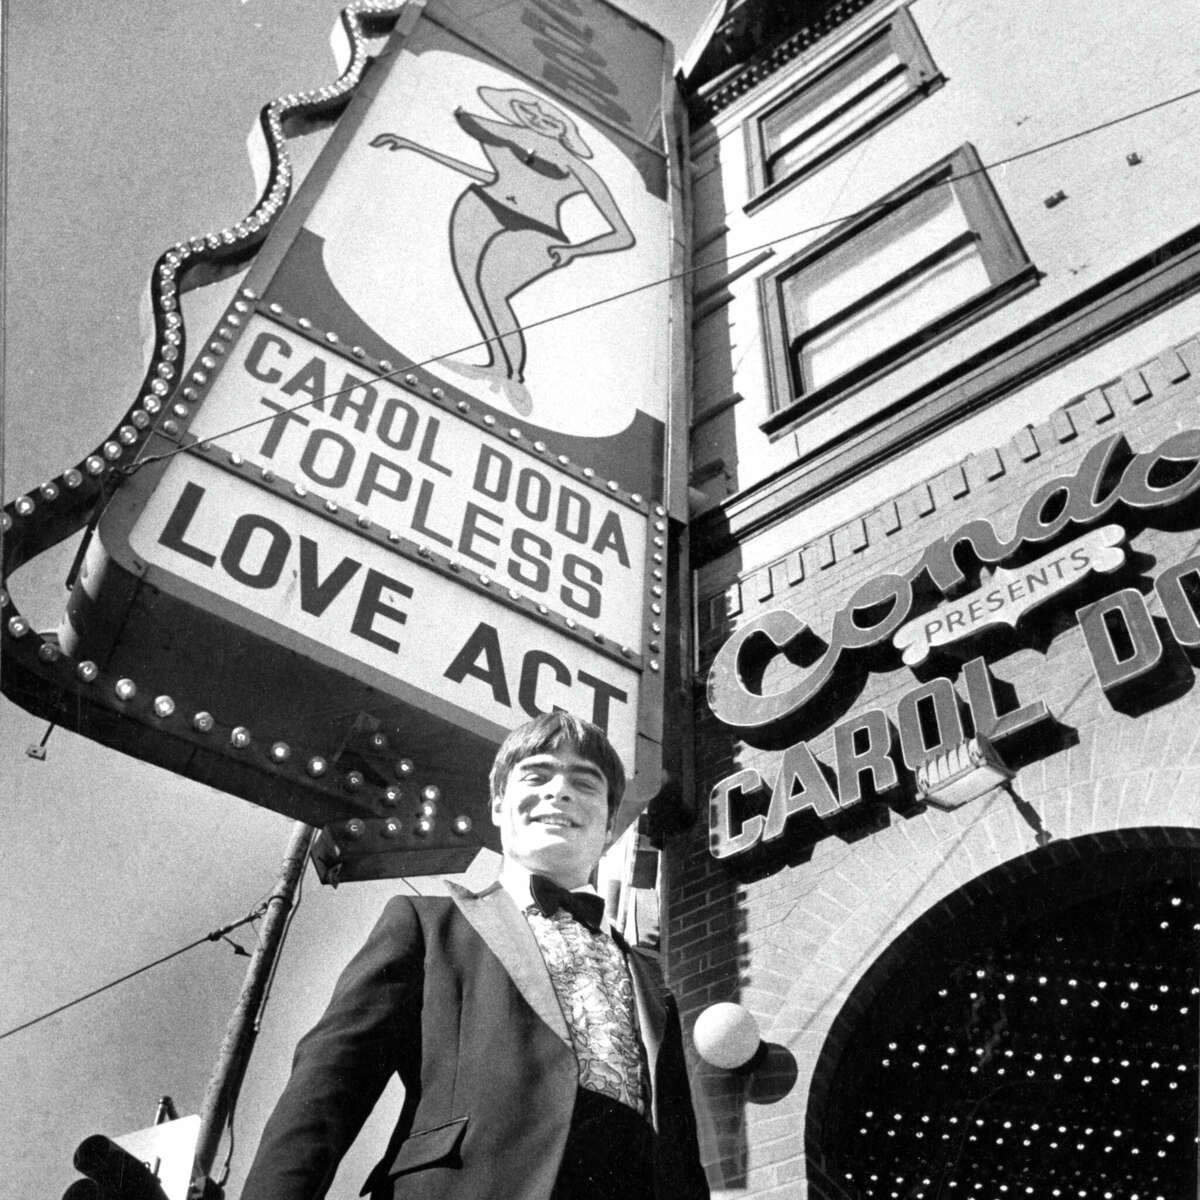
[489,712,626,819]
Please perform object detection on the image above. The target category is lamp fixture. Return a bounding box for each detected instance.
[915,735,1013,810]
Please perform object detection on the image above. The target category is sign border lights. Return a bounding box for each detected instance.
[1,0,689,876]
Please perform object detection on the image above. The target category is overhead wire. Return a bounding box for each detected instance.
[0,905,267,1043]
[115,81,1200,478]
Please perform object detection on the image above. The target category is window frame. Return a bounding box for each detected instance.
[759,143,1038,435]
[744,6,944,212]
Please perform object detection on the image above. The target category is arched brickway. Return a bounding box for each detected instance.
[805,829,1200,1200]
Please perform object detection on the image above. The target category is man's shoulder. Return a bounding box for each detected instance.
[378,879,505,919]
[364,888,482,953]
[367,882,517,970]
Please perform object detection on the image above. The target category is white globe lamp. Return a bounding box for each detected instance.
[693,1001,761,1069]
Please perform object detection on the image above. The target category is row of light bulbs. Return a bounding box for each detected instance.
[5,623,475,827]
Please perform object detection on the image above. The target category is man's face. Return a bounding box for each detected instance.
[492,747,612,888]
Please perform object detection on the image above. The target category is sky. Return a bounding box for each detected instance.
[1,2,711,1197]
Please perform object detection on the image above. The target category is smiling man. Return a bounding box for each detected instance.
[240,712,709,1200]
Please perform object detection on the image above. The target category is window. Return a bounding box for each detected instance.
[746,7,943,207]
[760,144,1036,433]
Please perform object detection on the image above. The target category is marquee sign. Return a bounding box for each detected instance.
[892,525,1126,666]
[708,426,1200,729]
[1,0,686,879]
[704,421,1200,859]
[168,319,648,649]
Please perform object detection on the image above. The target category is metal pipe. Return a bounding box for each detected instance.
[193,820,315,1182]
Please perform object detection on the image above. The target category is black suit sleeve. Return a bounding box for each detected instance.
[654,995,711,1200]
[239,896,424,1200]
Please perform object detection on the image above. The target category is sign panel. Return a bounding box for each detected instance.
[708,426,1200,729]
[702,419,1200,859]
[129,455,640,763]
[0,0,684,875]
[184,317,648,648]
[252,0,676,493]
[112,1115,200,1200]
[892,525,1126,665]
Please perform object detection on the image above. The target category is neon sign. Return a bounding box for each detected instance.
[708,427,1200,730]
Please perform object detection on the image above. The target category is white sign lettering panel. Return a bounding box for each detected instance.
[42,0,679,849]
[128,456,639,762]
[893,525,1128,665]
[185,315,647,646]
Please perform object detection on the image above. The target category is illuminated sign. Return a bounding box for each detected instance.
[708,427,1200,729]
[1,0,685,876]
[709,550,1200,859]
[180,320,648,647]
[130,455,639,756]
[892,525,1126,666]
[703,421,1200,859]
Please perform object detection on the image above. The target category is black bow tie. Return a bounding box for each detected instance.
[530,875,605,932]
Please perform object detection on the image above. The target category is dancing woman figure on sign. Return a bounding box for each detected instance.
[371,86,635,416]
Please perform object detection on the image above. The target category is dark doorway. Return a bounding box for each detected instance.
[807,834,1200,1199]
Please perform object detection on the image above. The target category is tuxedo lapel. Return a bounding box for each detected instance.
[448,880,572,1049]
[615,932,667,1118]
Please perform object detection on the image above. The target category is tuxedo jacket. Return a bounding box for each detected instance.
[239,881,710,1200]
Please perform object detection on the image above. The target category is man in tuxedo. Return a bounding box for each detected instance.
[240,712,710,1200]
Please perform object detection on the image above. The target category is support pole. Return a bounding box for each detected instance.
[193,820,315,1187]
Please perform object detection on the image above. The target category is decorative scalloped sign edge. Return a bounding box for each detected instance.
[0,2,454,822]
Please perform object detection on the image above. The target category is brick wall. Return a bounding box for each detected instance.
[666,333,1200,1196]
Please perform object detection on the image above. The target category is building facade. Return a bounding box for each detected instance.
[670,0,1200,1194]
